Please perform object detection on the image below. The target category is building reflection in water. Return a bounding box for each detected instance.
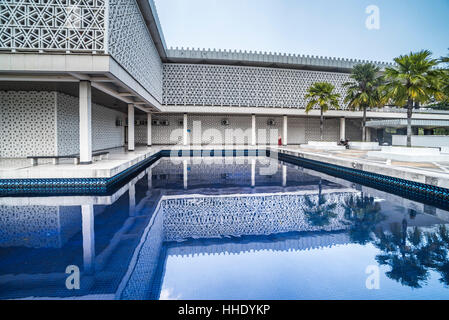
[0,157,449,299]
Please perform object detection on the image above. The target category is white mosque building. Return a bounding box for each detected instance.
[1,0,448,164]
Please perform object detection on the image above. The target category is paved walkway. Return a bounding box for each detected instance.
[0,146,159,179]
[0,145,264,180]
[277,146,449,176]
[1,144,449,184]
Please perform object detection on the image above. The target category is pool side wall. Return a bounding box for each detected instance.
[1,150,449,211]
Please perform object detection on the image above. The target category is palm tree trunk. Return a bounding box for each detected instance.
[320,108,324,141]
[406,99,413,147]
[362,106,367,142]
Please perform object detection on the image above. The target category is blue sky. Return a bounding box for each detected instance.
[154,0,449,63]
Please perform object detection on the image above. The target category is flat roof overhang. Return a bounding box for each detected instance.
[136,0,167,59]
[164,48,393,73]
[0,52,163,113]
[366,119,449,129]
[159,105,449,119]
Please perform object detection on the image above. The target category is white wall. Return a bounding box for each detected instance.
[288,117,306,145]
[140,114,347,146]
[392,135,449,148]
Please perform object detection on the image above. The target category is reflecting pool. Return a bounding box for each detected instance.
[1,156,449,300]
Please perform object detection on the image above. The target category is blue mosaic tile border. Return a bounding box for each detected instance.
[277,152,449,206]
[0,152,163,196]
[2,148,449,206]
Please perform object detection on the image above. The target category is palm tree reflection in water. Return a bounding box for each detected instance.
[374,222,449,289]
[312,190,449,289]
[303,179,338,227]
[343,194,384,245]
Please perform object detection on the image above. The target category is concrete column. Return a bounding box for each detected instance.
[183,113,188,146]
[128,104,135,151]
[283,115,288,146]
[81,205,95,274]
[340,118,346,141]
[79,81,92,164]
[251,158,256,187]
[251,114,256,146]
[147,113,152,147]
[147,168,152,189]
[366,128,371,142]
[183,159,188,190]
[129,182,136,216]
[282,165,287,187]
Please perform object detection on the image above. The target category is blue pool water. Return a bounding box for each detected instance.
[1,156,449,300]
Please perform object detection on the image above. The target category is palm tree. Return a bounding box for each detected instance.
[438,53,449,103]
[305,82,341,141]
[383,50,443,147]
[343,64,385,142]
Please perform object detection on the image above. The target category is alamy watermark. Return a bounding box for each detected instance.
[65,265,80,290]
[365,265,380,290]
[365,5,380,30]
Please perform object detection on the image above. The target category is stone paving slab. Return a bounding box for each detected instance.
[273,146,449,189]
[0,145,269,180]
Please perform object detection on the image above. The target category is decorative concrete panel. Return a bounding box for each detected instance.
[150,114,184,145]
[256,116,282,145]
[57,92,125,155]
[0,91,56,158]
[288,117,307,145]
[305,118,340,142]
[0,91,125,158]
[0,0,106,52]
[108,0,163,102]
[56,93,80,156]
[163,64,351,109]
[135,116,149,145]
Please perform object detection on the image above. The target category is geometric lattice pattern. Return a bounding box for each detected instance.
[162,192,354,241]
[0,0,106,52]
[163,64,351,109]
[0,91,57,158]
[305,118,340,142]
[0,205,81,249]
[56,92,125,155]
[0,91,125,158]
[108,0,163,102]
